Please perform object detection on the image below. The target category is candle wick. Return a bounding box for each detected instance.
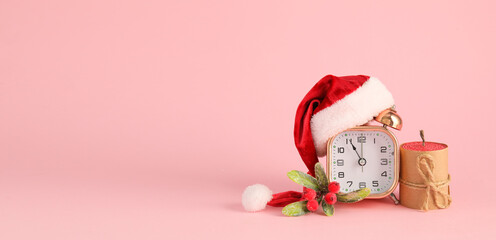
[420,130,425,146]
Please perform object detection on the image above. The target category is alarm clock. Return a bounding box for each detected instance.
[326,107,402,203]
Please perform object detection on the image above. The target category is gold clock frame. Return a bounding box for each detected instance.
[326,125,400,199]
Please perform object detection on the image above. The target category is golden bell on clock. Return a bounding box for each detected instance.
[375,107,403,130]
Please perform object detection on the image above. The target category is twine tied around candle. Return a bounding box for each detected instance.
[399,154,452,211]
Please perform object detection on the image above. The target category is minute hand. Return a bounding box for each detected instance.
[350,142,362,159]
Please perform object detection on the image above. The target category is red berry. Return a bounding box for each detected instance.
[328,182,340,193]
[324,193,337,205]
[306,199,318,212]
[302,188,316,200]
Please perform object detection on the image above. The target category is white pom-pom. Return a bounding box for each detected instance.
[242,184,273,212]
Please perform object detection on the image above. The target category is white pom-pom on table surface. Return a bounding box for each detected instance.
[242,184,273,212]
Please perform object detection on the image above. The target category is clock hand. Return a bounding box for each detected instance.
[351,141,367,172]
[361,139,363,158]
[361,140,364,172]
[350,142,362,159]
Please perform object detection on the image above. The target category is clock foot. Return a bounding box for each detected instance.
[389,193,400,205]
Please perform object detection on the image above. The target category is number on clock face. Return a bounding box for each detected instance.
[329,130,395,195]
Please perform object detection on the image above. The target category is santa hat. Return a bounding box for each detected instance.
[242,75,394,212]
[295,75,395,176]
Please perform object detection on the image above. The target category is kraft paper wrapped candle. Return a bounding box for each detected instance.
[399,130,452,211]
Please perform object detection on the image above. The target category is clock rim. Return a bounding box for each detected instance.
[326,126,400,199]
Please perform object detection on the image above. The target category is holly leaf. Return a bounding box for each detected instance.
[287,170,319,190]
[321,201,335,216]
[314,162,329,191]
[282,201,310,217]
[336,188,371,203]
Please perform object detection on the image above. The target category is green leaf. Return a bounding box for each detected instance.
[287,170,319,190]
[282,201,310,217]
[314,162,329,191]
[337,188,371,203]
[321,201,335,216]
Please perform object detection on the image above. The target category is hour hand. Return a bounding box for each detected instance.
[350,142,362,159]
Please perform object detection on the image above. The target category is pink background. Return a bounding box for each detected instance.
[1,0,495,239]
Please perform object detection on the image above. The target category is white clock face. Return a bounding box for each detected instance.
[328,129,396,195]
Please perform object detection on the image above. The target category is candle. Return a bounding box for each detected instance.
[399,130,451,211]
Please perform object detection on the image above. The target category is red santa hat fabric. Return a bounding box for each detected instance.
[294,75,394,176]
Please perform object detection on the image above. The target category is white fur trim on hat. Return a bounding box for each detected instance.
[242,184,273,212]
[310,77,395,157]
